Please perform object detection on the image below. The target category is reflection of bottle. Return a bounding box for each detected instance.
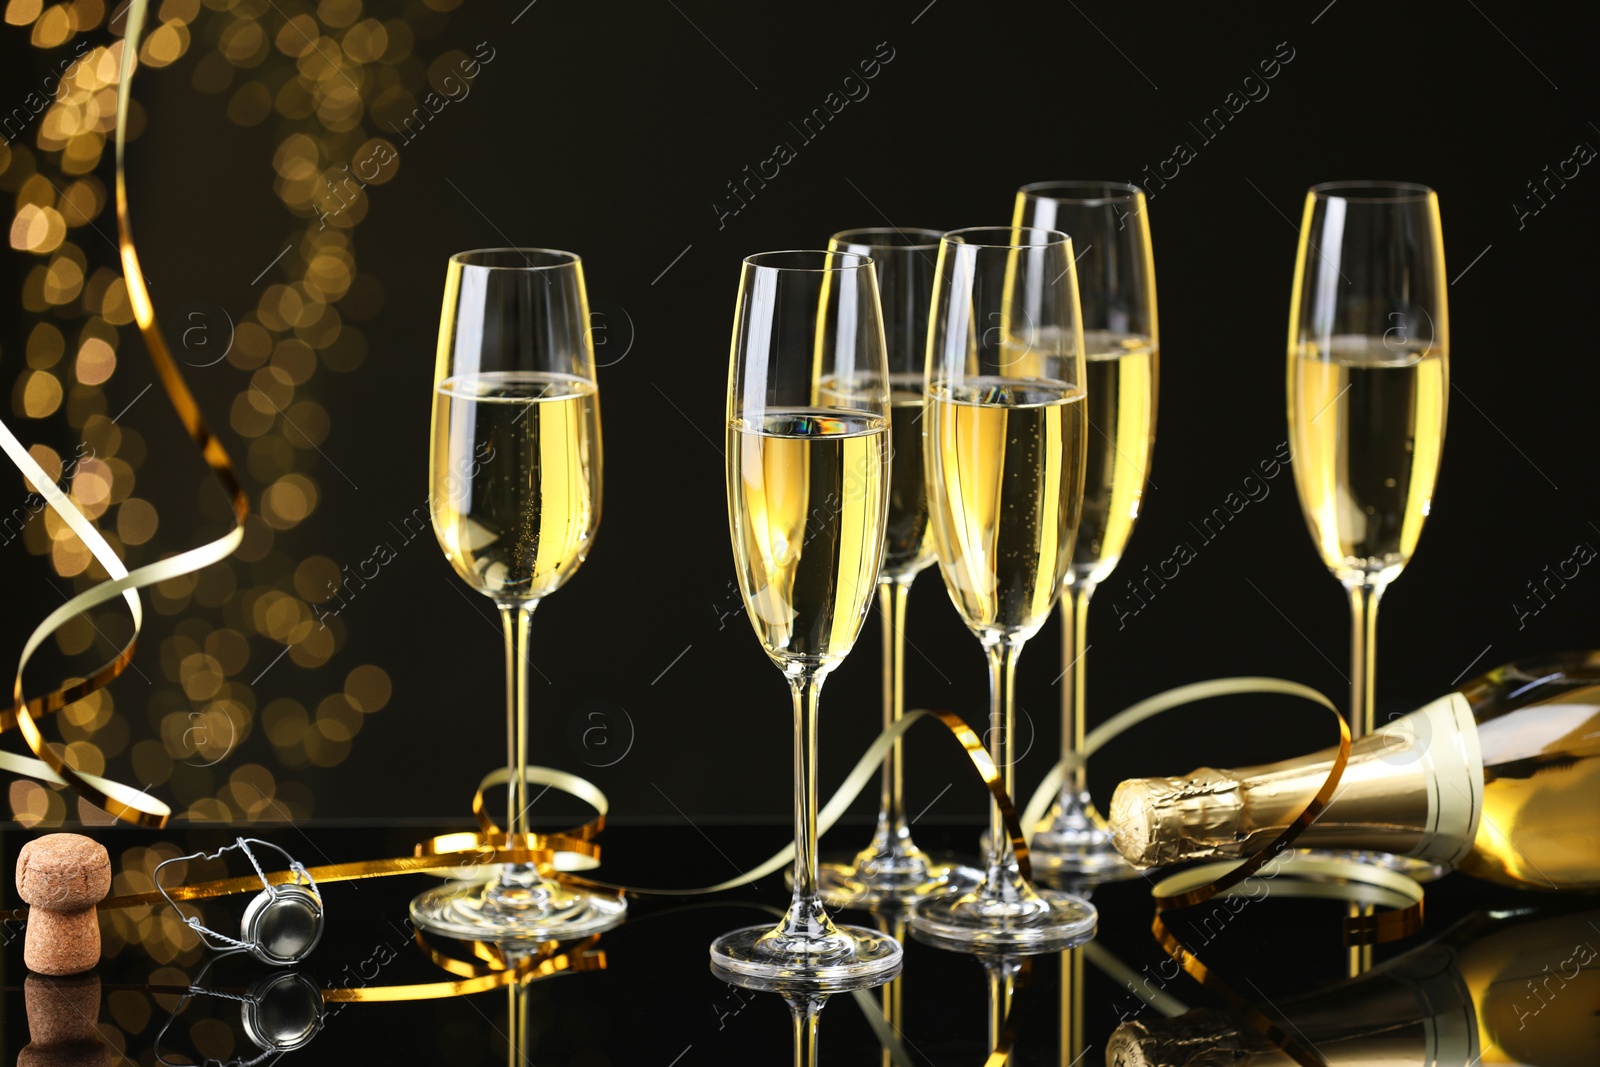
[1109,652,1600,889]
[1105,908,1600,1066]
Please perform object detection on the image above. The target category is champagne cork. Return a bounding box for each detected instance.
[19,973,112,1067]
[16,833,111,976]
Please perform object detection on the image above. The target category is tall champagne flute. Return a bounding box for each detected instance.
[1288,185,1448,758]
[910,227,1097,950]
[411,248,625,941]
[1013,181,1158,879]
[815,228,982,906]
[710,250,902,989]
[1287,182,1449,939]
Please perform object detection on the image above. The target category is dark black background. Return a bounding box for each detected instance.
[4,0,1599,826]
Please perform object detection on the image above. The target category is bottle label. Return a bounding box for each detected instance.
[1393,692,1484,865]
[1397,945,1481,1065]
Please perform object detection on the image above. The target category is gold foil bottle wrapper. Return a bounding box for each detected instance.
[1108,768,1249,867]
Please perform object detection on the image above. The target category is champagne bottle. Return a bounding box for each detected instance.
[1108,652,1600,889]
[1106,908,1600,1066]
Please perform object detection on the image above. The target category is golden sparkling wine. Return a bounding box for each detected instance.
[1107,908,1600,1067]
[727,410,889,666]
[925,377,1087,640]
[1288,339,1447,583]
[882,374,936,579]
[1075,332,1157,585]
[431,370,601,601]
[1108,654,1600,890]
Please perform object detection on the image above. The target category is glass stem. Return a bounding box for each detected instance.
[498,600,539,890]
[506,982,529,1067]
[875,578,912,848]
[986,958,1020,1054]
[1346,581,1383,739]
[1346,580,1383,977]
[983,638,1024,889]
[1061,580,1095,794]
[1060,947,1084,1064]
[781,669,835,940]
[877,913,906,1067]
[788,995,824,1067]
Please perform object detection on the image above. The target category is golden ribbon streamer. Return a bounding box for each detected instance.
[1139,691,1344,1067]
[1006,677,1434,1067]
[1112,684,1414,1067]
[0,429,170,824]
[1017,677,1339,832]
[129,933,604,1009]
[0,703,1029,926]
[1011,681,1427,927]
[322,931,605,1002]
[0,674,1422,1054]
[848,986,917,1067]
[563,705,1033,898]
[415,765,608,875]
[1081,939,1190,1018]
[0,0,250,826]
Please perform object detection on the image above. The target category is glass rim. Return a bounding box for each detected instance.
[743,249,874,272]
[1308,180,1436,203]
[942,225,1070,249]
[1017,179,1144,204]
[828,226,944,251]
[448,247,582,271]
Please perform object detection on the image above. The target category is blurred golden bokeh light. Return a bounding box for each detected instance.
[3,0,422,826]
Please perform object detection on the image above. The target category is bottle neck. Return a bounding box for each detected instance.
[1108,943,1478,1066]
[1109,693,1483,866]
[1108,910,1600,1067]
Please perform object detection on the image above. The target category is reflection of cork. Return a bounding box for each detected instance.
[16,834,111,977]
[19,973,112,1067]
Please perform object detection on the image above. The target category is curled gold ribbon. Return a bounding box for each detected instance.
[127,933,604,1006]
[1015,677,1425,938]
[564,705,1033,899]
[0,0,250,826]
[323,931,605,1002]
[0,429,174,825]
[0,701,1030,926]
[3,678,1377,915]
[1140,687,1348,1067]
[1081,681,1418,1067]
[0,674,1419,1058]
[415,766,608,875]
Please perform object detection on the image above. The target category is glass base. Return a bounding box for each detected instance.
[410,873,627,942]
[1024,789,1145,881]
[911,883,1097,953]
[1293,847,1449,883]
[805,852,984,908]
[709,922,902,993]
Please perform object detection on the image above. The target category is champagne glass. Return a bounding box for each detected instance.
[1012,181,1158,879]
[910,227,1097,950]
[814,227,982,906]
[710,250,902,989]
[412,248,625,941]
[1287,183,1449,971]
[1286,183,1448,798]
